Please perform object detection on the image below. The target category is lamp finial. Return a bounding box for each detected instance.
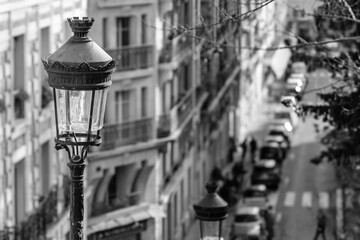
[67,17,94,38]
[205,181,218,194]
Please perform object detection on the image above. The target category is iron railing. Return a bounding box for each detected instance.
[106,45,154,72]
[92,192,140,216]
[101,118,153,150]
[0,187,58,240]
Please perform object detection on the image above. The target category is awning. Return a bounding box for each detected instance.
[265,42,291,80]
[88,203,166,235]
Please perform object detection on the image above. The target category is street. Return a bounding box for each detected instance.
[273,69,338,240]
[184,69,340,240]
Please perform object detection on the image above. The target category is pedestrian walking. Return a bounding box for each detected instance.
[250,136,258,163]
[240,137,248,160]
[264,205,275,240]
[313,210,327,240]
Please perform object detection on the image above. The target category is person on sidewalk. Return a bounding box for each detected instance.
[240,137,248,160]
[314,210,327,240]
[264,205,275,240]
[249,136,258,163]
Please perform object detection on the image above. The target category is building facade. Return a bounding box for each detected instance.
[0,0,86,239]
[0,0,287,239]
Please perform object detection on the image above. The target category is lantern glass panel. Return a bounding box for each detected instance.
[199,220,223,240]
[55,88,108,133]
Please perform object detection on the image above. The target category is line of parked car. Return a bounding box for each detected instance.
[230,62,305,240]
[285,61,308,101]
[230,108,298,240]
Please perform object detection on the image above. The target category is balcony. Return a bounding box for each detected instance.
[92,192,140,216]
[100,118,153,150]
[0,187,59,240]
[157,90,193,138]
[106,45,154,72]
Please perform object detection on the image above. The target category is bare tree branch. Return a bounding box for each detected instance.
[339,0,357,20]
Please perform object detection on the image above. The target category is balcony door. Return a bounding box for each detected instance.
[116,17,133,47]
[115,90,137,123]
[15,159,26,224]
[115,90,137,139]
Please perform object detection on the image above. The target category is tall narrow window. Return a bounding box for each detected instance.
[40,27,50,80]
[14,35,26,119]
[141,14,147,44]
[40,27,51,109]
[116,17,131,47]
[115,90,134,122]
[141,87,147,118]
[40,141,50,196]
[15,159,26,224]
[184,63,190,91]
[102,18,108,48]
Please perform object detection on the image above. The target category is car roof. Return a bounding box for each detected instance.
[254,160,277,168]
[262,141,280,148]
[265,135,285,141]
[236,206,261,215]
[247,184,267,191]
[290,73,306,78]
[268,126,286,132]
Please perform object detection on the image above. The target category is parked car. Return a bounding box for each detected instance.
[265,131,290,155]
[289,73,308,87]
[285,82,304,100]
[291,61,307,75]
[274,109,299,130]
[269,120,293,134]
[242,185,269,208]
[259,143,284,164]
[251,160,281,190]
[231,206,267,240]
[267,123,292,140]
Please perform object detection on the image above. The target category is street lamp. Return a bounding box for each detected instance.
[193,182,228,240]
[42,17,116,240]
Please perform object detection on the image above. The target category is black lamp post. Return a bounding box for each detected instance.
[193,182,228,240]
[42,17,116,240]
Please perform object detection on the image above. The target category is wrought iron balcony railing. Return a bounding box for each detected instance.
[100,118,153,150]
[106,45,154,72]
[0,187,58,240]
[92,192,140,216]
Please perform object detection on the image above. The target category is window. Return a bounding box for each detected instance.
[179,63,190,95]
[14,35,26,119]
[141,14,147,44]
[141,87,147,117]
[179,1,190,27]
[15,159,26,224]
[40,141,50,196]
[40,27,52,109]
[115,90,136,122]
[102,18,108,48]
[116,17,131,47]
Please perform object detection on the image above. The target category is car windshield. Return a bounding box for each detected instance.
[254,166,273,173]
[274,112,290,119]
[234,214,259,223]
[269,130,284,136]
[260,148,278,158]
[243,189,266,198]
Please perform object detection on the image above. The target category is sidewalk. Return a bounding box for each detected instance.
[184,100,276,240]
[336,187,360,240]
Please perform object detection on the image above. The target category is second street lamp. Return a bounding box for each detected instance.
[42,17,116,240]
[193,182,228,240]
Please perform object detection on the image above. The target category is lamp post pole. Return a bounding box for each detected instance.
[42,17,116,240]
[68,155,86,239]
